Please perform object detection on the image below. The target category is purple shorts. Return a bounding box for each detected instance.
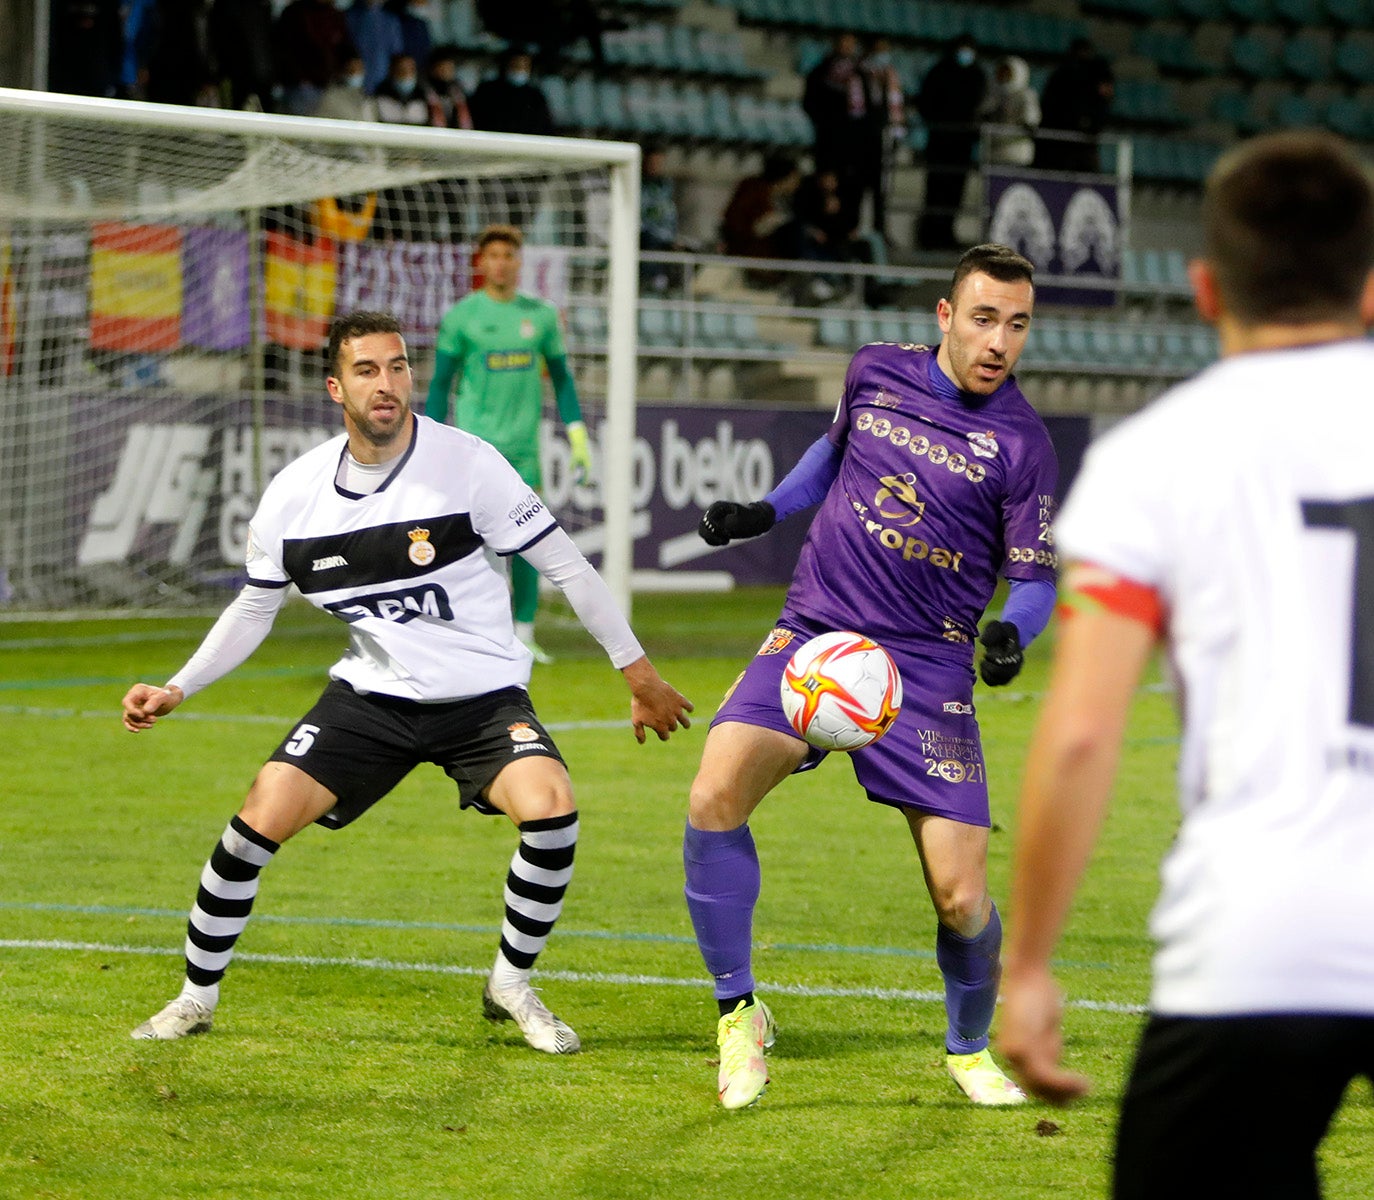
[711,613,990,826]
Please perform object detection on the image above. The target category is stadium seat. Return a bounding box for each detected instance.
[818,315,853,347]
[1282,32,1334,81]
[1321,0,1373,23]
[541,75,572,127]
[1271,0,1324,22]
[693,309,736,348]
[639,306,672,347]
[1173,0,1228,21]
[1273,91,1320,125]
[1334,35,1374,84]
[568,305,608,347]
[1229,31,1285,79]
[1325,94,1372,139]
[595,80,630,132]
[1224,0,1274,22]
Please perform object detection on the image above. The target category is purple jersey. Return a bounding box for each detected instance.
[781,343,1059,662]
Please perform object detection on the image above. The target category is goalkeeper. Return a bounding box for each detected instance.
[427,224,592,663]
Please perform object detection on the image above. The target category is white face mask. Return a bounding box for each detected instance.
[346,71,365,89]
[507,71,529,86]
[394,77,417,97]
[956,47,976,67]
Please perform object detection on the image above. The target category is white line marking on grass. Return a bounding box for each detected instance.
[0,938,1147,1014]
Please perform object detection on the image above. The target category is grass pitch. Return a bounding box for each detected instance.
[1,588,1370,1199]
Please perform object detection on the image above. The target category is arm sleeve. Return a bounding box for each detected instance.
[545,354,583,426]
[425,349,461,424]
[763,434,843,522]
[518,527,645,668]
[165,583,288,699]
[999,577,1057,646]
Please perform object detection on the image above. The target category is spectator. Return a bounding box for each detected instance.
[345,0,405,95]
[316,53,379,121]
[209,0,277,111]
[475,0,618,69]
[387,0,434,73]
[720,153,802,260]
[425,46,474,129]
[274,0,356,116]
[803,32,868,232]
[640,145,686,295]
[793,166,868,303]
[859,36,907,243]
[468,51,554,136]
[915,34,987,251]
[119,0,157,99]
[1035,37,1114,174]
[374,53,430,125]
[981,56,1040,167]
[50,0,124,98]
[143,0,216,109]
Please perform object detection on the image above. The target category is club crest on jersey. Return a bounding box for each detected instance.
[520,318,535,339]
[508,722,540,744]
[407,527,436,566]
[872,387,900,409]
[967,431,1000,459]
[757,628,795,656]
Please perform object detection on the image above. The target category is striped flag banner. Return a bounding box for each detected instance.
[265,232,337,350]
[89,223,183,351]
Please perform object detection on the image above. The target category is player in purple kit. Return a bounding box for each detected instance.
[687,244,1058,1110]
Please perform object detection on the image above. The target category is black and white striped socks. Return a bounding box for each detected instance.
[490,812,579,988]
[180,815,279,1008]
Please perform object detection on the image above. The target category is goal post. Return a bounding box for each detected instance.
[0,86,639,615]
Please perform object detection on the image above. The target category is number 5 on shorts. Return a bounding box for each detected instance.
[284,723,321,757]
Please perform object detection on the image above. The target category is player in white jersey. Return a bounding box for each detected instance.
[998,132,1374,1198]
[121,311,693,1054]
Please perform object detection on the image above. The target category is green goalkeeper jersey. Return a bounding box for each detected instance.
[430,291,568,461]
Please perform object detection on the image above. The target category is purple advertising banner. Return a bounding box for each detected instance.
[183,227,250,351]
[64,397,1089,593]
[984,169,1122,307]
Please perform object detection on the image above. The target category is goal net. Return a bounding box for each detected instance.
[0,88,640,614]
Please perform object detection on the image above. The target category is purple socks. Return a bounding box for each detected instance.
[936,902,1004,1054]
[683,822,760,1000]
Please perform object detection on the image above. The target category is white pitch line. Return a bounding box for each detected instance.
[0,938,1147,1014]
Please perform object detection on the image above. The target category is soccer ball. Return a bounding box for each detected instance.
[779,631,903,752]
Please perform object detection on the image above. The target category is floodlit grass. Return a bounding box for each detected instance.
[1,589,1370,1199]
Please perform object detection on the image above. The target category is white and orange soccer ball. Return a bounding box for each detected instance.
[779,631,903,752]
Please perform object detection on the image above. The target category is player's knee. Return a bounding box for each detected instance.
[931,884,990,937]
[687,772,751,831]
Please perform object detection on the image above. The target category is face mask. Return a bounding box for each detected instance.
[956,47,976,67]
[346,71,365,89]
[868,53,890,68]
[507,71,529,86]
[409,2,428,13]
[394,77,416,97]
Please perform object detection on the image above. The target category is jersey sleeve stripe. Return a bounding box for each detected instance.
[499,520,562,558]
[246,576,291,589]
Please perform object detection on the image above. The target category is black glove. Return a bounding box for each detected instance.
[978,620,1023,687]
[699,500,776,547]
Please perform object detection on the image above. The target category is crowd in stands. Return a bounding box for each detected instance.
[49,0,1125,274]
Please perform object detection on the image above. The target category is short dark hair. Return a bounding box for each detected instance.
[949,243,1036,305]
[477,223,523,251]
[1203,131,1374,325]
[326,310,403,376]
[761,153,798,183]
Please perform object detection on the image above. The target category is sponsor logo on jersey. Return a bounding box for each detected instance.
[509,495,545,527]
[873,473,925,527]
[1008,545,1059,568]
[757,628,795,656]
[942,701,974,715]
[513,742,549,753]
[850,495,964,572]
[872,387,901,409]
[853,411,987,483]
[508,722,540,744]
[941,617,971,644]
[407,527,436,567]
[967,430,1000,459]
[324,582,453,624]
[484,349,535,372]
[312,554,349,571]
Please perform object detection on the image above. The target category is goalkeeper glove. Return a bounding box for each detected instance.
[699,500,776,546]
[567,421,592,483]
[978,620,1023,687]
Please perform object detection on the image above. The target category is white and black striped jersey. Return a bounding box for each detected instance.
[246,415,558,701]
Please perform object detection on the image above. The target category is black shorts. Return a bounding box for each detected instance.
[1114,1012,1374,1200]
[266,679,566,829]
